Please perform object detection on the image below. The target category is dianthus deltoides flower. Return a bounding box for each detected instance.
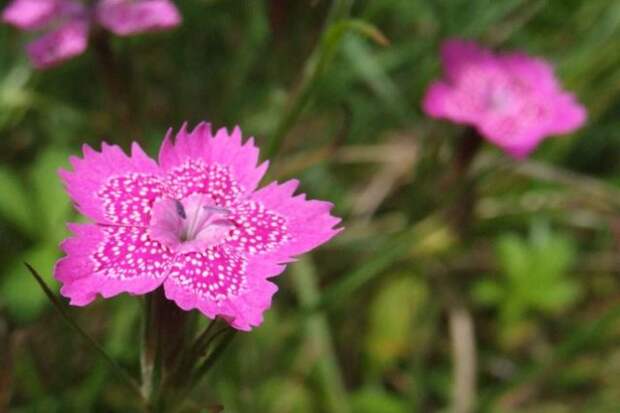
[55,123,342,330]
[1,0,181,69]
[423,39,586,158]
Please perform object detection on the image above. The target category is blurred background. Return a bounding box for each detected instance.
[1,0,620,412]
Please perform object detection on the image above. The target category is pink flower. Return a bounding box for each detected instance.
[26,19,89,70]
[423,39,586,158]
[2,0,89,69]
[1,0,181,70]
[1,0,62,30]
[96,0,181,36]
[55,123,342,331]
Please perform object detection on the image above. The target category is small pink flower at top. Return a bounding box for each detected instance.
[1,0,181,70]
[55,123,342,331]
[95,0,181,36]
[423,39,586,159]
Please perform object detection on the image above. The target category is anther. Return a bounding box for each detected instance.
[175,199,187,219]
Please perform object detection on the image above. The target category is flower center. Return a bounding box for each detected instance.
[487,75,531,112]
[148,193,234,253]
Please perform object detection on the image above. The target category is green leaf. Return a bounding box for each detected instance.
[257,378,316,413]
[30,147,72,238]
[351,388,408,413]
[0,246,59,322]
[342,36,408,121]
[471,280,505,306]
[366,275,429,372]
[0,166,34,235]
[537,281,581,313]
[0,64,34,129]
[493,224,581,324]
[496,235,530,283]
[265,15,388,158]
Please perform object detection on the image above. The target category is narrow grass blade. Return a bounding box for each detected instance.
[265,0,387,159]
[309,214,452,313]
[24,263,145,404]
[292,257,350,413]
[190,329,236,386]
[170,329,237,412]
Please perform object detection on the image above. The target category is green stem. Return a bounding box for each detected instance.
[149,288,194,411]
[160,318,221,398]
[325,0,355,26]
[140,294,156,407]
[24,263,146,405]
[265,0,354,158]
[91,29,140,148]
[442,128,483,413]
[171,329,237,412]
[189,319,219,353]
[189,329,236,385]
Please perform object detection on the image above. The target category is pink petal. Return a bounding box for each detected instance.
[96,0,181,36]
[26,19,89,70]
[500,142,540,159]
[1,0,59,30]
[226,201,292,256]
[423,80,491,128]
[441,38,494,82]
[163,247,284,331]
[55,224,173,305]
[209,126,269,194]
[422,81,449,118]
[60,142,165,225]
[246,180,342,262]
[159,123,269,202]
[548,92,587,135]
[478,121,544,159]
[499,52,559,93]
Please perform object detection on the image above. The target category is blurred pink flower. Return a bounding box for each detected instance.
[2,0,89,69]
[423,39,586,158]
[96,0,181,36]
[26,19,89,69]
[1,0,181,70]
[55,123,342,331]
[1,0,64,30]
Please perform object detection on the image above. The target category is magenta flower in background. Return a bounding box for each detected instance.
[1,0,181,69]
[96,0,181,36]
[55,123,342,331]
[423,39,586,158]
[3,0,89,69]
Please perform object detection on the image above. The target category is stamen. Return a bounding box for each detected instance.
[149,194,234,253]
[203,205,230,215]
[175,199,187,219]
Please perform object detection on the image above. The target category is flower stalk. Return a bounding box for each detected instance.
[166,325,237,413]
[442,128,483,413]
[91,29,139,148]
[140,288,198,412]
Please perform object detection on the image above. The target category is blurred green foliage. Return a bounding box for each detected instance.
[474,223,580,320]
[1,0,620,412]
